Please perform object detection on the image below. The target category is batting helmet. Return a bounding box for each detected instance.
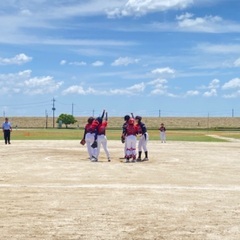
[96,117,103,124]
[124,115,130,121]
[135,115,142,122]
[88,117,94,124]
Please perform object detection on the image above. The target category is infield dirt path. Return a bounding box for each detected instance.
[0,140,240,240]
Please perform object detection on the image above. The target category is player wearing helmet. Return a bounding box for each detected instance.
[95,111,110,162]
[122,117,138,163]
[120,115,130,159]
[82,116,97,160]
[135,116,149,161]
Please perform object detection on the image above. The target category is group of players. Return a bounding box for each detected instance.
[80,110,149,163]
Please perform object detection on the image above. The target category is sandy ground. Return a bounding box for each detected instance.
[0,139,240,240]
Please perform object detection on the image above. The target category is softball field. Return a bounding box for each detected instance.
[0,139,240,240]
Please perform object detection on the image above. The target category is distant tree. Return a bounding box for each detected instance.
[56,114,77,128]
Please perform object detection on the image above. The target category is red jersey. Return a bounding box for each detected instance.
[85,120,99,133]
[97,121,108,135]
[159,126,166,132]
[125,124,138,136]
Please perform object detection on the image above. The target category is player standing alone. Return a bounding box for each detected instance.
[2,117,12,145]
[159,123,166,143]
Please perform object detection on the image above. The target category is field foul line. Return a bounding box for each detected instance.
[0,184,240,192]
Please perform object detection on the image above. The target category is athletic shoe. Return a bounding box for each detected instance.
[91,156,98,162]
[136,158,142,162]
[131,159,136,163]
[125,159,130,163]
[142,158,149,161]
[108,158,111,162]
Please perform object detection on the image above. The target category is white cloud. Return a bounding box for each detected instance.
[203,89,217,97]
[222,78,240,89]
[148,78,169,95]
[0,70,63,95]
[111,57,140,66]
[198,79,219,98]
[107,0,193,18]
[177,13,223,33]
[69,61,87,66]
[233,58,240,67]
[209,79,220,89]
[92,61,104,67]
[176,12,240,33]
[0,53,32,65]
[62,82,145,96]
[62,85,96,95]
[196,43,240,54]
[60,60,67,65]
[151,67,175,78]
[185,90,199,96]
[223,90,240,98]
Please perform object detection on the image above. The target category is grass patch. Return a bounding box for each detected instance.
[10,129,229,142]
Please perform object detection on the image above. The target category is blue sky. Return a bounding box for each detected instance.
[0,0,240,117]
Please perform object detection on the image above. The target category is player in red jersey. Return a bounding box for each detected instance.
[82,117,96,160]
[122,117,138,163]
[159,123,166,143]
[95,111,110,162]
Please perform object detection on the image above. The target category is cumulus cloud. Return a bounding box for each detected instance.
[176,13,224,33]
[107,0,193,18]
[147,78,169,95]
[92,61,104,67]
[203,89,217,97]
[0,53,32,65]
[0,70,63,95]
[223,90,240,98]
[111,57,140,66]
[222,78,240,89]
[185,90,199,96]
[62,82,145,96]
[62,85,96,95]
[152,67,175,75]
[69,61,87,66]
[60,60,67,65]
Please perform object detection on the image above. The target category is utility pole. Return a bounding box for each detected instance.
[92,109,95,117]
[232,108,234,117]
[72,103,74,116]
[159,109,161,118]
[52,98,56,128]
[45,110,48,129]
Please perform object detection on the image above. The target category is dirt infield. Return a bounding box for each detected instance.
[0,140,240,240]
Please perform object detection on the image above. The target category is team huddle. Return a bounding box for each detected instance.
[80,110,149,163]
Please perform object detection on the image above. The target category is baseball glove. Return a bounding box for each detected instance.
[80,139,86,145]
[91,141,98,148]
[121,135,125,143]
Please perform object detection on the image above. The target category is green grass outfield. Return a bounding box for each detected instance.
[8,128,240,142]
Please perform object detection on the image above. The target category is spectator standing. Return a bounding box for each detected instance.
[2,117,12,144]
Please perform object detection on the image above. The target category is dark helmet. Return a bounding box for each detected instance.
[135,115,142,122]
[88,117,94,124]
[124,115,130,121]
[96,117,102,124]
